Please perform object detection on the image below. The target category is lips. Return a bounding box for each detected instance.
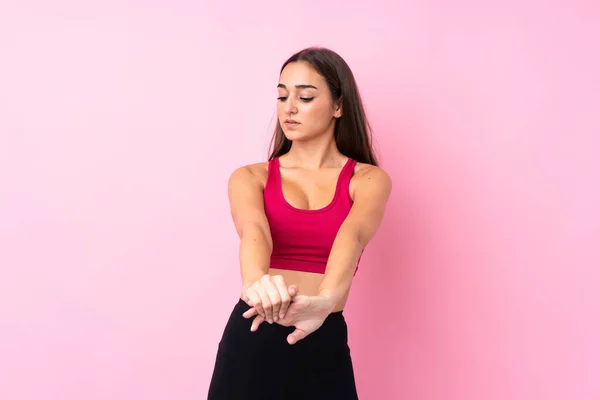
[285,119,300,124]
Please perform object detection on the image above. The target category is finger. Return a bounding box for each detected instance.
[257,286,273,323]
[242,307,258,319]
[246,289,264,319]
[288,284,298,297]
[273,277,292,319]
[251,315,265,332]
[281,285,300,318]
[260,275,276,323]
[287,328,308,345]
[266,288,281,324]
[267,277,285,322]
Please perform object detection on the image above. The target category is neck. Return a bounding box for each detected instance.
[283,133,345,170]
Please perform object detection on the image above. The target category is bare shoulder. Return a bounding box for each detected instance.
[229,161,269,189]
[353,162,392,188]
[350,162,392,200]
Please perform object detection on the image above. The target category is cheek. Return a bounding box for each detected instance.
[304,103,333,125]
[302,101,327,116]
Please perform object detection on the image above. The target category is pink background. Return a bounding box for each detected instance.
[1,1,598,399]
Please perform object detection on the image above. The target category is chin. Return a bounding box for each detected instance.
[283,133,300,141]
[282,130,310,142]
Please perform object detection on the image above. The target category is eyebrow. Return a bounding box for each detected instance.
[277,84,318,90]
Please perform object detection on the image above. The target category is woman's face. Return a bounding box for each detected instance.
[276,61,342,142]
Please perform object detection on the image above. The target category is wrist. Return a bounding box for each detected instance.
[242,273,266,290]
[241,273,268,299]
[318,289,337,313]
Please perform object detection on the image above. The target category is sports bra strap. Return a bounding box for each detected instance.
[338,158,357,201]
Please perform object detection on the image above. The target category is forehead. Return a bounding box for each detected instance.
[278,61,326,88]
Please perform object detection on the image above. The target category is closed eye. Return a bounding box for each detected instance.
[277,96,314,102]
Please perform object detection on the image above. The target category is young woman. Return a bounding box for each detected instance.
[208,47,392,399]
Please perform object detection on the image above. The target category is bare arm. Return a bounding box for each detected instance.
[229,165,297,323]
[228,166,273,290]
[318,165,392,310]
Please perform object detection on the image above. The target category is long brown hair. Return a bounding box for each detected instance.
[268,47,378,166]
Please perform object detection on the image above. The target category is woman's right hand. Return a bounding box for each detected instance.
[242,274,298,324]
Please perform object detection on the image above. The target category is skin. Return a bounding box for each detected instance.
[228,61,392,345]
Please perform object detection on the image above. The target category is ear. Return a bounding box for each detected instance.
[333,97,343,118]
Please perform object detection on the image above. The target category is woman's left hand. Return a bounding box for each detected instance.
[242,294,334,345]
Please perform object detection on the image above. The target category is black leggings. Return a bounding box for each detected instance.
[208,298,359,399]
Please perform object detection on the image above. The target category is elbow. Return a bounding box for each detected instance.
[339,226,368,250]
[240,223,273,252]
[356,232,370,249]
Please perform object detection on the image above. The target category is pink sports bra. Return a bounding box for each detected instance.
[264,157,363,275]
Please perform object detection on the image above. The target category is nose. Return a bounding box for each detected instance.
[283,97,298,115]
